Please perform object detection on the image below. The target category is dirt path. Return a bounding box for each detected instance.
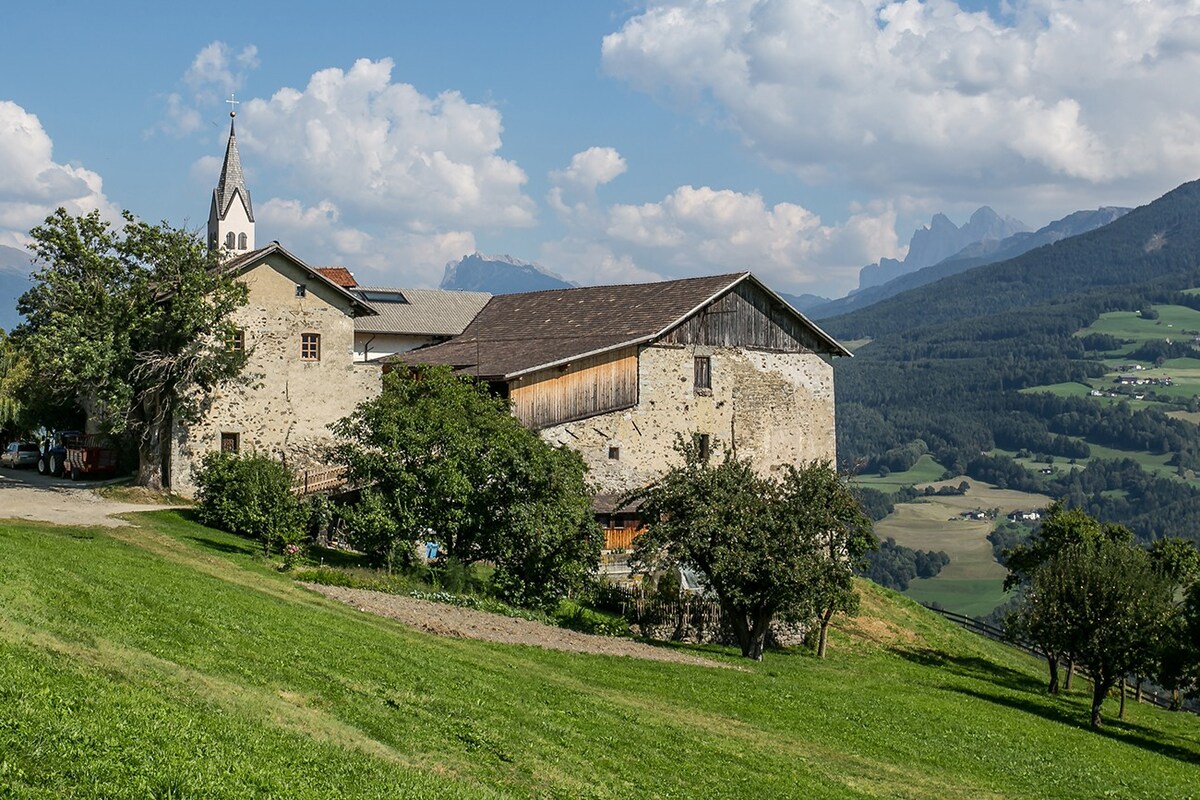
[305,583,729,669]
[0,469,177,527]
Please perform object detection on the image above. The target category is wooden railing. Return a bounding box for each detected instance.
[924,604,1199,715]
[294,465,349,497]
[603,526,643,551]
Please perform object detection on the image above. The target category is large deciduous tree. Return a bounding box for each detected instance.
[0,330,34,438]
[631,440,873,661]
[1019,537,1173,728]
[333,364,601,608]
[1002,501,1133,692]
[1148,537,1200,707]
[15,209,247,488]
[777,463,876,658]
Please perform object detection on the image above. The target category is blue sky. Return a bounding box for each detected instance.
[2,1,1198,297]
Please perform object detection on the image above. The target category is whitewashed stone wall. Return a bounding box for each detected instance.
[539,344,836,495]
[354,332,435,362]
[169,256,381,495]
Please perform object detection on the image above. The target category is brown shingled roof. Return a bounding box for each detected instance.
[315,267,357,288]
[399,272,847,378]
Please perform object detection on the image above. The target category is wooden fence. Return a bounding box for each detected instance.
[619,592,727,644]
[924,604,1198,715]
[293,465,349,497]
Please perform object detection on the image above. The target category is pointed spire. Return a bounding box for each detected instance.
[215,112,254,222]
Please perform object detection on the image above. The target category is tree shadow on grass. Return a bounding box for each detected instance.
[891,646,1046,694]
[946,684,1200,764]
[186,535,257,556]
[307,544,370,570]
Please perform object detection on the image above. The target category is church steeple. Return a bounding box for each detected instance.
[208,104,255,255]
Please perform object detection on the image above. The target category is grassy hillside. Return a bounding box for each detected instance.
[855,458,1052,615]
[1,511,1197,798]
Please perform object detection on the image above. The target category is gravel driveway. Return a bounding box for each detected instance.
[0,467,176,527]
[305,583,729,668]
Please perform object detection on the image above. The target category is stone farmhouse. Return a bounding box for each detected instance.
[168,116,485,493]
[400,275,851,501]
[169,114,853,509]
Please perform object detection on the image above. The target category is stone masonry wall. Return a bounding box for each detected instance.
[170,257,381,495]
[539,344,835,495]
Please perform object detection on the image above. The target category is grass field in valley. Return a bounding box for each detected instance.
[872,479,1052,617]
[852,454,946,491]
[2,510,1197,798]
[1081,305,1200,350]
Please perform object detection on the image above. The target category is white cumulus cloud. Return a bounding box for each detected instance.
[152,41,260,139]
[238,58,536,232]
[185,42,260,101]
[542,146,900,295]
[0,101,118,249]
[258,197,476,286]
[548,146,628,224]
[185,55,535,286]
[601,0,1200,217]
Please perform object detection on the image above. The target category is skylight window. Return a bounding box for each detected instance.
[357,290,409,304]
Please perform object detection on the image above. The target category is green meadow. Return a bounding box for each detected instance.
[1080,306,1200,350]
[1,510,1198,798]
[852,454,946,491]
[872,478,1050,617]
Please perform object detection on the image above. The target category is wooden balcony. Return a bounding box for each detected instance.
[603,525,643,551]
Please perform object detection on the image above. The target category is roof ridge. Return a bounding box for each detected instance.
[476,271,749,299]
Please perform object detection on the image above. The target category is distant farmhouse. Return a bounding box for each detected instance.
[167,114,853,510]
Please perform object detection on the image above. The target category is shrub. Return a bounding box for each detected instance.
[554,599,632,637]
[427,556,484,594]
[194,451,304,555]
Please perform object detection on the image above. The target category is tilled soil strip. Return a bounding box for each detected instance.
[303,583,729,668]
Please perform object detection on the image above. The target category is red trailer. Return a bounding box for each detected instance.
[62,433,119,480]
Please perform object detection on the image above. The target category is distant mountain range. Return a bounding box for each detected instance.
[0,244,32,333]
[778,292,832,315]
[809,206,1130,320]
[858,207,1028,291]
[440,252,575,294]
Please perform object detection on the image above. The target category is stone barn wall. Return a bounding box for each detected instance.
[539,343,835,495]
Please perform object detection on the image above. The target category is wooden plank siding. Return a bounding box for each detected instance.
[603,525,642,551]
[509,347,639,429]
[658,281,828,353]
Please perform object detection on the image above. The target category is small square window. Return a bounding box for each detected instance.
[295,284,307,298]
[220,432,240,453]
[694,356,712,391]
[301,333,321,361]
[227,328,245,352]
[608,446,620,460]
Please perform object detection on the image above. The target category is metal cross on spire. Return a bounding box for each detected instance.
[226,93,239,118]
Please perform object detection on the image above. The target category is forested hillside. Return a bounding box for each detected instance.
[831,178,1200,543]
[825,180,1200,341]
